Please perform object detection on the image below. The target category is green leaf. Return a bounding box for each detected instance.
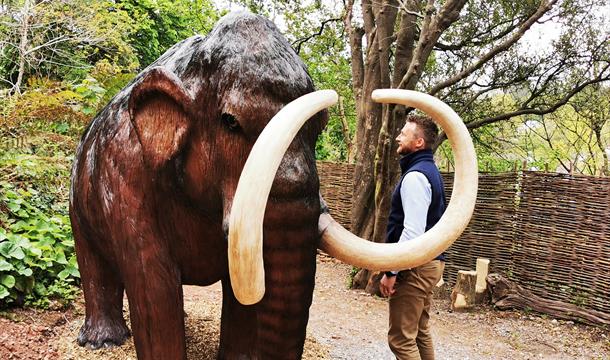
[68,264,80,278]
[28,246,42,257]
[0,285,9,299]
[68,255,78,267]
[17,267,33,277]
[33,282,47,296]
[0,228,7,241]
[0,259,13,271]
[10,220,30,231]
[35,220,53,233]
[0,242,25,260]
[7,233,29,247]
[0,274,15,288]
[57,269,70,280]
[7,202,20,212]
[54,251,68,265]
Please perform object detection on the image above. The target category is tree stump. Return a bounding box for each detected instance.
[487,273,610,326]
[451,270,477,311]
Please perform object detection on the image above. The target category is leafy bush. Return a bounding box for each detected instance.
[71,77,107,116]
[2,78,90,132]
[0,152,79,309]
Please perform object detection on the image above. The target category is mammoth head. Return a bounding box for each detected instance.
[126,12,325,171]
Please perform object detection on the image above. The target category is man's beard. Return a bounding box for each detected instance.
[398,146,413,156]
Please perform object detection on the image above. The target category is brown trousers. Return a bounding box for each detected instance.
[388,260,443,360]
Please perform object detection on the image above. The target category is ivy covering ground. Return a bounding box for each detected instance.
[0,116,83,309]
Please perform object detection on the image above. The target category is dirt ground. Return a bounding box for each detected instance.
[1,255,608,359]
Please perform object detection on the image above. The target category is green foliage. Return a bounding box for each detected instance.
[0,178,78,309]
[436,88,610,175]
[116,0,221,67]
[346,266,359,289]
[0,106,77,309]
[90,59,137,106]
[71,77,107,116]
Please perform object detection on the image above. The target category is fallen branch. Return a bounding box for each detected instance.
[487,274,610,327]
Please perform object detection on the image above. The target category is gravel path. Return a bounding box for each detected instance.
[310,257,609,360]
[1,255,608,359]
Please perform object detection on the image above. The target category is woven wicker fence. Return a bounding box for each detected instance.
[317,161,355,230]
[441,172,519,286]
[317,162,610,314]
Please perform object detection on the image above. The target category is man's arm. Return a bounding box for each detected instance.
[381,172,432,297]
[399,171,431,243]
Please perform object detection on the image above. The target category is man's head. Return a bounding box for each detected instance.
[395,115,439,155]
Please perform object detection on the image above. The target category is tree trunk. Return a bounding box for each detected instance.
[338,96,355,163]
[12,0,33,95]
[350,0,398,291]
[350,24,382,240]
[593,127,609,176]
[349,0,467,294]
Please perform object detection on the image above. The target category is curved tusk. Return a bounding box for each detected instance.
[229,90,338,305]
[318,89,478,271]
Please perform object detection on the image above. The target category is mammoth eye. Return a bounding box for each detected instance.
[222,113,241,132]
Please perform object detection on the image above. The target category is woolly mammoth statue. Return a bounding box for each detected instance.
[69,11,477,360]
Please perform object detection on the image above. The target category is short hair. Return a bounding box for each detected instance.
[406,115,438,148]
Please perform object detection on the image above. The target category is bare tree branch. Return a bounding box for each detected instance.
[397,0,467,90]
[434,15,525,52]
[465,64,610,130]
[291,17,342,54]
[396,0,423,18]
[430,0,558,96]
[24,34,70,55]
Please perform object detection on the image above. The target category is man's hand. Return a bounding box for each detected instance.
[380,274,396,298]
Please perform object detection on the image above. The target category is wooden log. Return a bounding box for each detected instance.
[475,258,490,304]
[487,274,610,326]
[451,270,477,311]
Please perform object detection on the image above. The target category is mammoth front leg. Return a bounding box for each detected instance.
[120,244,186,360]
[73,220,130,348]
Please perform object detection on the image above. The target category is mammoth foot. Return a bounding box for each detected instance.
[77,317,131,349]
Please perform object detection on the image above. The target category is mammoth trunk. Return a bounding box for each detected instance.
[220,220,318,358]
[255,209,318,357]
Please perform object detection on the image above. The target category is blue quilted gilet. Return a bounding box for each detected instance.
[385,149,447,261]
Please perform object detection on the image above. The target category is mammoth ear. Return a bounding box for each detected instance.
[128,66,194,168]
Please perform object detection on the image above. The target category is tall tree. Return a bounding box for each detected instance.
[342,0,609,292]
